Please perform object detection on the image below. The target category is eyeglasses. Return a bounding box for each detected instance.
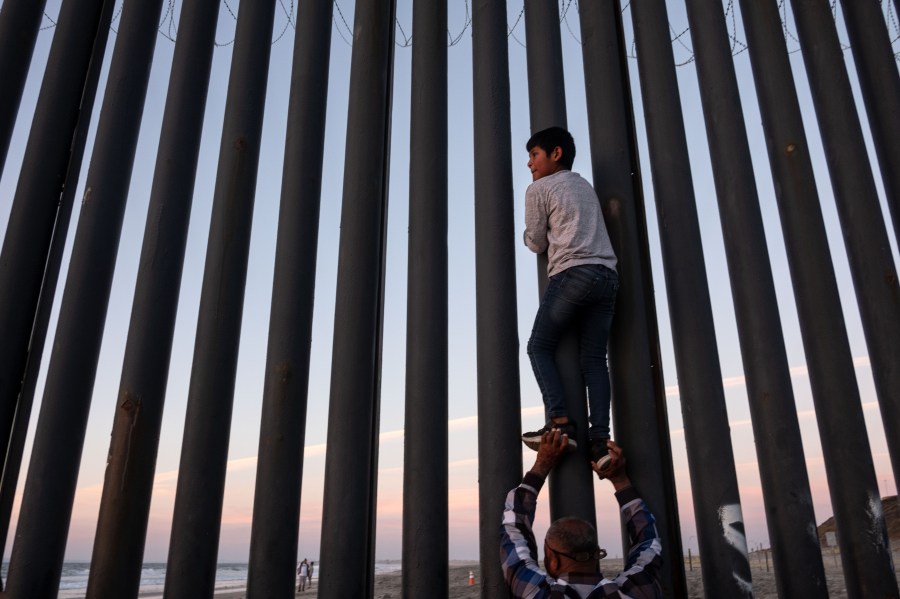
[544,540,607,562]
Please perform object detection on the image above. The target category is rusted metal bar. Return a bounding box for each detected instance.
[629,0,752,595]
[834,0,900,491]
[782,1,900,596]
[577,1,686,596]
[4,0,163,595]
[742,0,897,595]
[245,0,334,596]
[316,0,396,595]
[85,0,221,596]
[839,0,900,245]
[471,0,523,595]
[401,0,449,596]
[684,0,828,596]
[0,0,49,173]
[0,2,114,568]
[163,1,278,596]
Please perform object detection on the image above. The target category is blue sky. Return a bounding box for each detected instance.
[0,0,897,564]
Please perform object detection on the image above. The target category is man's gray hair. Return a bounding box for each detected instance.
[546,517,599,561]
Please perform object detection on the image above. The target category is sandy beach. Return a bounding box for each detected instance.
[201,560,702,598]
[201,544,900,598]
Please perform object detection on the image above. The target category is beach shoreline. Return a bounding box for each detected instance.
[209,563,483,599]
[64,544,900,598]
[128,556,814,599]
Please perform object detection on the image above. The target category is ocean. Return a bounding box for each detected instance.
[1,561,404,597]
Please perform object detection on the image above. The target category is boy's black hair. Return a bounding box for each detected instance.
[526,126,576,170]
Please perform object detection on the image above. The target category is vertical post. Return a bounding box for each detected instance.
[683,0,828,597]
[0,0,113,547]
[245,0,333,596]
[522,0,595,527]
[3,0,164,595]
[402,0,448,597]
[0,0,114,571]
[0,0,49,173]
[471,0,522,596]
[316,0,396,595]
[839,0,900,245]
[523,0,566,127]
[85,0,221,596]
[577,2,685,596]
[163,1,278,596]
[792,0,900,493]
[740,1,899,596]
[629,0,752,596]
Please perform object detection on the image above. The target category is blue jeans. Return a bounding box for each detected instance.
[527,263,619,440]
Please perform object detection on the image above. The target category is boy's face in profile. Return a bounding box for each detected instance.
[528,145,564,181]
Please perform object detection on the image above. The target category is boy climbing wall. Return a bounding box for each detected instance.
[520,126,619,465]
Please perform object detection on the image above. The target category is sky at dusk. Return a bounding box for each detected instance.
[0,0,897,565]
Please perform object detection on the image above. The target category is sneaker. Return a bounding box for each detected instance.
[521,420,578,451]
[591,438,611,468]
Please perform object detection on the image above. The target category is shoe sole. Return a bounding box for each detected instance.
[521,435,578,451]
[521,435,542,451]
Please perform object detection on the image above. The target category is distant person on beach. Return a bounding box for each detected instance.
[519,126,619,465]
[500,430,663,598]
[307,561,314,587]
[297,559,309,592]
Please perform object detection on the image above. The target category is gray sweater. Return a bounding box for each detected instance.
[524,170,617,278]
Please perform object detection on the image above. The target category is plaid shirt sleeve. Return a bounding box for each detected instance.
[606,486,664,598]
[499,471,553,599]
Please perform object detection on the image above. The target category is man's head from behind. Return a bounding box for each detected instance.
[526,127,576,180]
[543,517,601,577]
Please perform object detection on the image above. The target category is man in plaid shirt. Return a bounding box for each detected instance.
[500,430,663,598]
